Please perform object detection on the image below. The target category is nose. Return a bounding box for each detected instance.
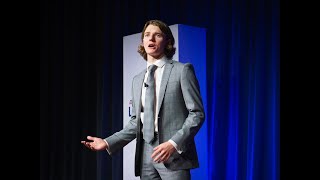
[149,35,155,41]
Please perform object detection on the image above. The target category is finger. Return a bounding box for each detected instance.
[84,144,90,148]
[87,136,94,141]
[151,148,161,159]
[153,152,161,162]
[153,145,159,151]
[159,152,170,163]
[162,154,169,162]
[161,151,169,161]
[84,142,91,148]
[160,149,172,162]
[154,150,166,162]
[158,153,168,163]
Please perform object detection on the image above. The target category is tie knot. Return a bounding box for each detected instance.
[148,64,157,73]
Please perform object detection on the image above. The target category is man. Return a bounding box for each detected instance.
[81,19,205,180]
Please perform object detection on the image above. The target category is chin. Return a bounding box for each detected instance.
[147,51,159,56]
[146,48,156,53]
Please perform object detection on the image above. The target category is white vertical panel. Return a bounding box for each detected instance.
[123,24,209,179]
[123,32,144,180]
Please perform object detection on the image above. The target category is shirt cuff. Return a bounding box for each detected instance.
[103,139,111,155]
[168,139,183,154]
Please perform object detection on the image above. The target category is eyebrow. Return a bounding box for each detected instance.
[144,32,162,35]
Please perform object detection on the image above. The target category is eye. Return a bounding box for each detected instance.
[156,34,162,38]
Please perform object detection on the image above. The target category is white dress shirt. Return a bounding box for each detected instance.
[140,57,181,153]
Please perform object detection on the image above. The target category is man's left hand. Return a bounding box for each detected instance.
[151,142,176,163]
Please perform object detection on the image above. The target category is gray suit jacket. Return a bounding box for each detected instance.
[105,60,205,176]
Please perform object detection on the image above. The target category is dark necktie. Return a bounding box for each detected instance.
[143,64,157,143]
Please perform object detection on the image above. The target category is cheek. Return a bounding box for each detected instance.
[142,41,148,49]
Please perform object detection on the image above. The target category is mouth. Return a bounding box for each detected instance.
[148,44,156,48]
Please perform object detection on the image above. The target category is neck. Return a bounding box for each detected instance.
[147,54,165,64]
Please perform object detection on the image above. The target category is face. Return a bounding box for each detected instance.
[143,24,167,60]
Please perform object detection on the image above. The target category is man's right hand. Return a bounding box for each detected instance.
[81,136,108,151]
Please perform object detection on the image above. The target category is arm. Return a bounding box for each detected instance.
[152,63,205,163]
[170,63,205,151]
[104,78,139,154]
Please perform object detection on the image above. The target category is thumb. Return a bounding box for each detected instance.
[87,136,94,141]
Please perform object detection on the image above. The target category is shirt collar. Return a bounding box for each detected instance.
[147,57,167,70]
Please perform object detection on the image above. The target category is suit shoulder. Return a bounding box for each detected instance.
[132,69,146,80]
[171,60,194,70]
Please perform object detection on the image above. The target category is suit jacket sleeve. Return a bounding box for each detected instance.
[104,77,138,154]
[170,63,205,151]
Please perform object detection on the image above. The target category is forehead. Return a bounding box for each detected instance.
[144,24,162,34]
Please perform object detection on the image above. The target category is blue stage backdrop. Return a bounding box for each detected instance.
[206,1,280,180]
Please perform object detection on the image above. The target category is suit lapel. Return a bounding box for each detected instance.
[157,60,174,113]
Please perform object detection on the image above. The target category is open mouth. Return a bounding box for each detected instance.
[148,44,156,48]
